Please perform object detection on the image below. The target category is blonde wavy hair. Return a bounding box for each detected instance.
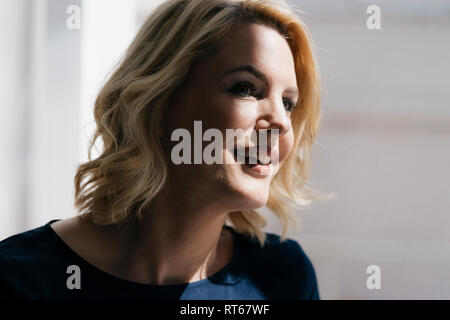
[75,0,321,246]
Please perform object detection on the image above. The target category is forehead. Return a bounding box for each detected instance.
[202,23,297,83]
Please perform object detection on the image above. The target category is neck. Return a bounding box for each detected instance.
[110,181,233,285]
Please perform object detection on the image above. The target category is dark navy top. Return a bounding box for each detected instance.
[0,219,319,300]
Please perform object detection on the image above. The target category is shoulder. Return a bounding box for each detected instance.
[0,220,63,298]
[0,221,57,262]
[233,229,320,300]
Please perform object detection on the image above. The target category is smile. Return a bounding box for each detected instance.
[233,146,274,176]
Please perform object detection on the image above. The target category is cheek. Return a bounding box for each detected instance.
[278,132,295,163]
[204,101,257,138]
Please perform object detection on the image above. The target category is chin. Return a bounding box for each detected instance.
[214,161,274,210]
[230,179,271,210]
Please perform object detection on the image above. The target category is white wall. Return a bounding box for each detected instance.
[0,0,29,237]
[27,0,82,228]
[0,0,82,235]
[80,0,138,163]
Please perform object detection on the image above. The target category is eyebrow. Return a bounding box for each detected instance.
[221,64,299,97]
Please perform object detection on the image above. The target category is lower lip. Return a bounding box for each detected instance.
[243,163,272,176]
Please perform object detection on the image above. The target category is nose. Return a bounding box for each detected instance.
[254,96,292,138]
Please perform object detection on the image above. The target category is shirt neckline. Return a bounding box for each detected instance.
[45,219,241,289]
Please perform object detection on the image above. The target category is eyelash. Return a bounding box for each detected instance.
[228,81,297,112]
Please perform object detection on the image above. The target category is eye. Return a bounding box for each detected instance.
[228,81,258,98]
[283,97,297,112]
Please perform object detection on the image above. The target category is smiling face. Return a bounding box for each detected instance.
[166,22,298,211]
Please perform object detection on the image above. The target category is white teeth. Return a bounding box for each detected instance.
[233,146,272,165]
[258,155,271,165]
[247,155,258,164]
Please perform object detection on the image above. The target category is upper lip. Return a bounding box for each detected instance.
[233,145,273,164]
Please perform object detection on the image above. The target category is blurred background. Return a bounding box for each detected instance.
[0,0,449,299]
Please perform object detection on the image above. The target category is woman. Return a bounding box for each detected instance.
[0,0,321,299]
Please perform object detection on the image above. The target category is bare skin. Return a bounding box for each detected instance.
[51,22,297,285]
